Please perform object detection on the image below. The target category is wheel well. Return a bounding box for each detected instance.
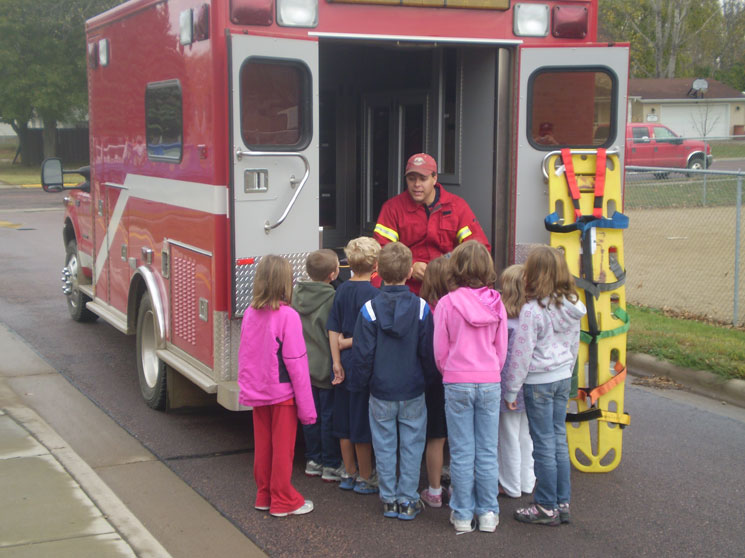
[63,219,75,248]
[687,151,705,165]
[127,275,148,334]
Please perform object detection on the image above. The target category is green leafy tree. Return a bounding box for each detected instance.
[599,0,722,80]
[0,0,122,164]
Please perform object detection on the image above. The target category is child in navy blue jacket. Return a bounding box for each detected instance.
[349,242,436,521]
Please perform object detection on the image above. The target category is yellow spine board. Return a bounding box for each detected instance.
[547,152,628,473]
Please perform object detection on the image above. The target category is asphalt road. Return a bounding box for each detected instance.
[2,188,745,557]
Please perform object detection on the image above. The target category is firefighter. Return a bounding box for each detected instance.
[373,153,490,295]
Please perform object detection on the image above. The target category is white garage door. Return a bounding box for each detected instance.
[660,103,729,138]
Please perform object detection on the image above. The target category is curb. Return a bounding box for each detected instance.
[627,352,745,409]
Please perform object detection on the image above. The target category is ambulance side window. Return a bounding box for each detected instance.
[527,68,617,150]
[145,80,183,162]
[240,58,311,150]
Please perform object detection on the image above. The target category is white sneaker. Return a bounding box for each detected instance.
[478,511,499,532]
[321,464,345,482]
[304,460,322,476]
[271,500,314,517]
[449,511,476,533]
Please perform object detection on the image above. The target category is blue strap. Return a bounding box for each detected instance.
[544,211,629,238]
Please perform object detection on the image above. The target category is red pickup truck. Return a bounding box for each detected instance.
[625,123,713,178]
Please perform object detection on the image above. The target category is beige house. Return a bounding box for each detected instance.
[628,78,745,138]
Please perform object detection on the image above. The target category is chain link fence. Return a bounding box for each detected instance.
[624,136,745,326]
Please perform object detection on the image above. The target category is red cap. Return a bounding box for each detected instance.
[405,153,438,176]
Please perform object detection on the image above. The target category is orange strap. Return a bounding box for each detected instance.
[576,361,627,406]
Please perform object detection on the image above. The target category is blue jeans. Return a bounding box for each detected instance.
[444,383,500,520]
[302,386,340,467]
[523,378,571,509]
[368,393,426,504]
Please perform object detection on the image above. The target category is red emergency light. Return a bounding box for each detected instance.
[552,5,588,39]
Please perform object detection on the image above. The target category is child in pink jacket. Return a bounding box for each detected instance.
[238,255,317,517]
[433,242,508,534]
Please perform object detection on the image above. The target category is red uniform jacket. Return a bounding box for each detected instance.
[373,185,491,294]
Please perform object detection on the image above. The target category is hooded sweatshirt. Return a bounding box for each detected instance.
[348,285,436,401]
[237,304,316,425]
[433,286,508,384]
[292,281,335,389]
[503,296,587,404]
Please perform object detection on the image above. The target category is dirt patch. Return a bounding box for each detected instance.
[625,205,745,324]
[631,375,685,390]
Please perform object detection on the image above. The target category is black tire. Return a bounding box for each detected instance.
[136,292,168,410]
[64,239,98,322]
[687,155,705,177]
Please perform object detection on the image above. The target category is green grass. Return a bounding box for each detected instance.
[708,140,745,160]
[624,176,741,209]
[627,304,745,381]
[0,154,87,186]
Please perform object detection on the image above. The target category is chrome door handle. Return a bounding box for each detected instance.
[235,148,310,234]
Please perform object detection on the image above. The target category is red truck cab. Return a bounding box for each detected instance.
[626,123,712,176]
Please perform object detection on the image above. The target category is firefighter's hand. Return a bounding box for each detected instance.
[332,363,345,385]
[412,261,427,281]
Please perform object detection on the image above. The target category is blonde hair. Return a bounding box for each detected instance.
[499,264,526,319]
[524,245,577,308]
[306,249,339,282]
[250,255,293,310]
[420,255,451,307]
[344,236,381,275]
[449,241,496,289]
[377,242,412,284]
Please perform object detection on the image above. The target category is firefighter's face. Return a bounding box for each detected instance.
[405,172,437,206]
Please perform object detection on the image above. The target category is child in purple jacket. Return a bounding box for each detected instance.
[433,241,508,534]
[238,255,317,518]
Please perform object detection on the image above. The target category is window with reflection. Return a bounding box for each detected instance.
[146,80,183,162]
[528,68,616,149]
[240,59,311,149]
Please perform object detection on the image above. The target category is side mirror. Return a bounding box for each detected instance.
[41,158,64,192]
[41,159,91,193]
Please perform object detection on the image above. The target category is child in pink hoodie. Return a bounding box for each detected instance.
[238,255,317,518]
[433,242,508,534]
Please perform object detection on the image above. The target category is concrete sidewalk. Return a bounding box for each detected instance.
[0,323,266,558]
[0,404,166,557]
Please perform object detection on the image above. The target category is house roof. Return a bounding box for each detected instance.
[629,78,745,100]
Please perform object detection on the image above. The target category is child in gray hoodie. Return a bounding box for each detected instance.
[504,246,586,527]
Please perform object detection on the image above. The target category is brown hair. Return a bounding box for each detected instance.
[420,255,451,307]
[306,249,339,282]
[499,264,526,319]
[377,242,412,284]
[449,241,496,289]
[524,245,577,308]
[344,236,381,275]
[250,255,293,310]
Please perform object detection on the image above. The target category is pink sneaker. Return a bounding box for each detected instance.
[420,488,443,508]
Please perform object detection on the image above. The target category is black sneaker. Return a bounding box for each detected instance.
[397,499,424,521]
[514,503,560,526]
[558,503,571,524]
[382,502,399,518]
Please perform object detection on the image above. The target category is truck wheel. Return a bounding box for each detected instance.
[64,240,98,322]
[687,155,704,177]
[136,292,167,410]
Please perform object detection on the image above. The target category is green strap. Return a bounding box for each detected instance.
[581,307,629,344]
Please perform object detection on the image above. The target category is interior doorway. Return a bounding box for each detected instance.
[361,91,429,233]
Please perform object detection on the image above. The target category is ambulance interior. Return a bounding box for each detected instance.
[316,41,513,268]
